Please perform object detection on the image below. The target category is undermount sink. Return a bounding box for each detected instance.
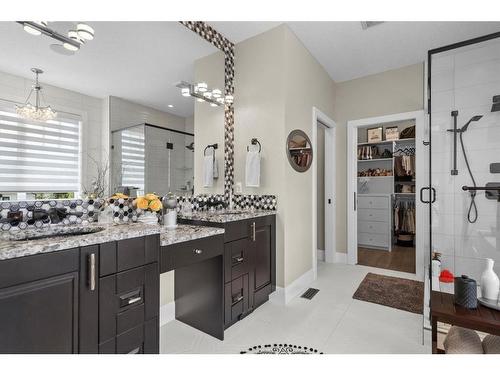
[4,226,105,241]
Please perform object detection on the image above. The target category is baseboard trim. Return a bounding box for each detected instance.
[317,249,325,262]
[160,301,175,327]
[270,268,315,305]
[334,252,347,264]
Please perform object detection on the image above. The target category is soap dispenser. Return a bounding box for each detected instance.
[162,192,178,230]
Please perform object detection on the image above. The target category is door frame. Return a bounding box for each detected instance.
[347,110,425,280]
[312,107,336,279]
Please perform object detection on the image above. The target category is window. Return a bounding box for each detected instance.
[0,100,81,199]
[120,126,145,192]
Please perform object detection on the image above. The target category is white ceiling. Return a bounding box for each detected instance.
[0,22,219,117]
[210,21,500,82]
[2,21,500,119]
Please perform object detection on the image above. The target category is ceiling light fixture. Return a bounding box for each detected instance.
[168,104,174,108]
[17,21,95,54]
[76,23,94,41]
[23,21,47,35]
[176,81,233,107]
[15,68,57,122]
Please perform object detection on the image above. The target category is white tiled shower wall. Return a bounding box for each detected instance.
[431,38,500,282]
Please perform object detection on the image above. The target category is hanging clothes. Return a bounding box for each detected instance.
[394,199,416,234]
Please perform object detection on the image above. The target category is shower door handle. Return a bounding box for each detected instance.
[420,187,436,204]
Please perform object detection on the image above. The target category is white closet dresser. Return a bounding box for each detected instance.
[357,194,392,251]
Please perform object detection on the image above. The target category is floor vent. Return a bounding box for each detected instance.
[301,288,319,300]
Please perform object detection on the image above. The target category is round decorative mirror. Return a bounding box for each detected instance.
[286,129,313,172]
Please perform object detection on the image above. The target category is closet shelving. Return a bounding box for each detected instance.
[357,129,416,251]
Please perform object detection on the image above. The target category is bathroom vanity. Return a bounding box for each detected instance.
[178,211,276,329]
[0,211,275,354]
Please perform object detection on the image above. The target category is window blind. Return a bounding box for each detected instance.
[120,127,145,191]
[0,101,81,192]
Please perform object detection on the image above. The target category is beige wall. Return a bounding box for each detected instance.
[333,63,424,253]
[233,25,287,286]
[232,25,336,286]
[282,26,336,285]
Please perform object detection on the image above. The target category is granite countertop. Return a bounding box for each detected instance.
[0,223,224,261]
[178,209,276,224]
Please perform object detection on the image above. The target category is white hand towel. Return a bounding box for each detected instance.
[245,148,261,187]
[213,152,219,179]
[203,154,214,187]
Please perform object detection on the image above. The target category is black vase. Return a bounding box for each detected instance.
[454,275,477,309]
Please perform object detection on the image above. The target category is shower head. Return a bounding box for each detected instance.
[460,115,483,132]
[492,95,500,112]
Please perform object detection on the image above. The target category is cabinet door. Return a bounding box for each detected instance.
[252,221,272,290]
[0,272,79,353]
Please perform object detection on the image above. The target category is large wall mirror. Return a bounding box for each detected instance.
[0,21,225,202]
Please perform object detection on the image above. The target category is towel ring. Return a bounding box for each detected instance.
[247,138,261,153]
[204,143,218,156]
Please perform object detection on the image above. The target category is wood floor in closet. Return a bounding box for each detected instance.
[357,246,415,274]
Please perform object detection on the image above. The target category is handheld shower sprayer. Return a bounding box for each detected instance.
[448,113,483,223]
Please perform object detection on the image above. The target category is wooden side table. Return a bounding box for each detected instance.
[431,291,500,353]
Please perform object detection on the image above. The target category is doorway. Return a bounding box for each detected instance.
[347,111,425,280]
[312,108,336,280]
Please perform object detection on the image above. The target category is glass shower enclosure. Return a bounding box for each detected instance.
[111,123,194,197]
[427,33,500,308]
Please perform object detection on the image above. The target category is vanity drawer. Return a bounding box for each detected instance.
[98,317,158,354]
[358,208,389,223]
[358,221,388,235]
[358,196,389,210]
[224,274,250,327]
[224,237,250,282]
[224,220,251,242]
[160,234,224,272]
[99,235,159,276]
[99,263,159,343]
[358,232,389,248]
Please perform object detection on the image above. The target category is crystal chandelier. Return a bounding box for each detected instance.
[16,68,57,122]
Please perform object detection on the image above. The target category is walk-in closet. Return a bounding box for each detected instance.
[353,119,419,274]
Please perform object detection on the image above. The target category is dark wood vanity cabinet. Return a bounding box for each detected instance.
[222,215,276,328]
[0,235,160,354]
[0,249,80,353]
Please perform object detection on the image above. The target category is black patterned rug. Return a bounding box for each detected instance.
[240,344,323,354]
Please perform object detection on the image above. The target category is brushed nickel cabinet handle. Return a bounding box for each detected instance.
[128,296,142,305]
[252,222,256,242]
[233,256,244,263]
[88,253,96,291]
[232,295,244,304]
[193,249,203,254]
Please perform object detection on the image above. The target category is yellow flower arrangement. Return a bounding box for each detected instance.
[134,193,162,212]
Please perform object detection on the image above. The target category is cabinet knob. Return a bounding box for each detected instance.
[193,249,203,255]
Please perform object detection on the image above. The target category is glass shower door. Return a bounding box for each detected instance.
[429,36,500,299]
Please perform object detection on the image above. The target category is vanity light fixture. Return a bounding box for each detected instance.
[15,68,57,122]
[176,81,234,107]
[17,21,95,54]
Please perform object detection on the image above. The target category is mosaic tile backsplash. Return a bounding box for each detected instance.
[0,198,104,232]
[0,194,277,232]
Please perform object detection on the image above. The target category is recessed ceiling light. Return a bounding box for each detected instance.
[168,104,174,108]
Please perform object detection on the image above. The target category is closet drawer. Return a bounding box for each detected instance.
[358,221,388,235]
[358,233,388,248]
[358,208,389,222]
[358,195,389,210]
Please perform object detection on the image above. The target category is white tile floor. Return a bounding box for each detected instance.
[160,262,432,354]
